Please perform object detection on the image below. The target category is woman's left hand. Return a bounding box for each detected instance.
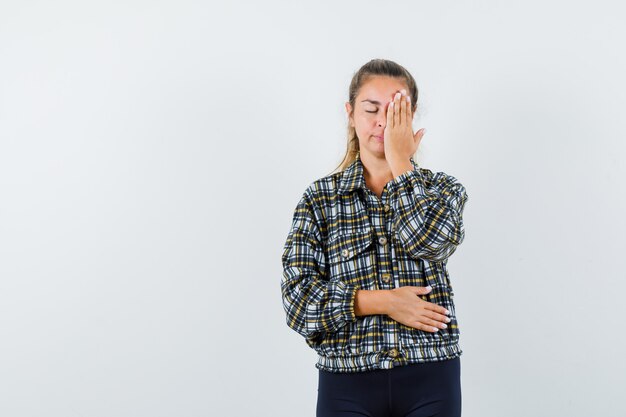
[383,89,425,167]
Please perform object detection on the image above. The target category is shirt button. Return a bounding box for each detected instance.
[388,348,398,358]
[382,274,391,283]
[378,236,388,245]
[384,204,391,213]
[341,249,350,258]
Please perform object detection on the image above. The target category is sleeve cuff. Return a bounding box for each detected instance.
[340,283,359,323]
[386,169,429,198]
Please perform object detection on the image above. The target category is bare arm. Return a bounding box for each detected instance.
[354,290,391,316]
[354,287,451,332]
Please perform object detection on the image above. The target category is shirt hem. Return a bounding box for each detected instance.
[314,341,463,373]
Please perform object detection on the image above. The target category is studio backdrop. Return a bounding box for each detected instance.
[1,1,624,416]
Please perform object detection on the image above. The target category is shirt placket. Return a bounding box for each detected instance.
[363,187,402,369]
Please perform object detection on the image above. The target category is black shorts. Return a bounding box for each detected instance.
[317,357,461,417]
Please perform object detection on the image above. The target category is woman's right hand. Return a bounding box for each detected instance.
[386,286,451,332]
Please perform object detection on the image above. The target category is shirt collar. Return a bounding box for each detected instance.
[337,152,419,196]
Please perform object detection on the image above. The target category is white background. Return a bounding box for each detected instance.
[1,1,625,416]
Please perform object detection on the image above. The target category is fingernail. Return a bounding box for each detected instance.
[425,285,432,291]
[445,309,450,315]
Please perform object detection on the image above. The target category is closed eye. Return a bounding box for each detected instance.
[365,110,377,114]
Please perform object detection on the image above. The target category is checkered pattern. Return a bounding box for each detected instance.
[281,154,469,373]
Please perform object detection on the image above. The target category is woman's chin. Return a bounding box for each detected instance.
[365,147,386,158]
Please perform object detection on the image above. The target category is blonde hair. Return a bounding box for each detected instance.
[329,59,420,175]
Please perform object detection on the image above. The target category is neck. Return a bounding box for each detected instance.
[360,152,393,184]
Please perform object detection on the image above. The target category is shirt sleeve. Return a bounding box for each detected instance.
[385,167,468,262]
[280,188,359,341]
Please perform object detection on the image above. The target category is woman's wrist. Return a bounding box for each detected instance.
[389,159,414,179]
[354,289,392,317]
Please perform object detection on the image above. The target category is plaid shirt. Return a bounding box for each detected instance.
[281,154,468,373]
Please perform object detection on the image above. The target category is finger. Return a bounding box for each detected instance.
[422,316,447,330]
[393,92,400,127]
[425,302,449,316]
[400,91,406,127]
[406,94,412,127]
[414,321,441,333]
[387,98,394,129]
[414,128,426,145]
[425,309,451,324]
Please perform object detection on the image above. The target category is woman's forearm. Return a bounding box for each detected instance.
[354,289,391,317]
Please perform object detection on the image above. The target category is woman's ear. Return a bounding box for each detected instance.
[345,102,354,127]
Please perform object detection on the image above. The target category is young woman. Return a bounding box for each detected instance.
[281,59,468,417]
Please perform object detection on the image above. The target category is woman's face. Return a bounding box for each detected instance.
[346,76,413,159]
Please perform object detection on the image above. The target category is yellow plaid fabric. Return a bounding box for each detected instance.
[281,154,469,373]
